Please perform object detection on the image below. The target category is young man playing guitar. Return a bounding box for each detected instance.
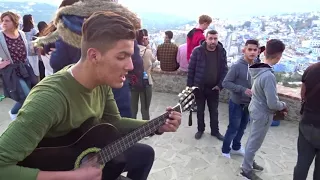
[0,12,182,180]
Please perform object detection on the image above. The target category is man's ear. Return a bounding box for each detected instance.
[242,47,246,54]
[87,48,101,64]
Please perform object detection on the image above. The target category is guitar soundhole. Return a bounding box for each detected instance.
[80,152,101,168]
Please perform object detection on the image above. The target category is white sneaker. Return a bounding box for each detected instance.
[222,153,231,159]
[230,148,245,156]
[8,111,17,121]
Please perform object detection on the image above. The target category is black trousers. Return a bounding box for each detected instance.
[196,87,220,134]
[294,123,320,180]
[103,143,155,180]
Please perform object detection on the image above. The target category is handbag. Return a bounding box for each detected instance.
[300,82,320,115]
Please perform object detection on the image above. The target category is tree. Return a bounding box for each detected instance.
[243,21,251,28]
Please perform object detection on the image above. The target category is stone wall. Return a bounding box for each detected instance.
[152,67,301,122]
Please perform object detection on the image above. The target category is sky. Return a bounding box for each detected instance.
[6,0,320,19]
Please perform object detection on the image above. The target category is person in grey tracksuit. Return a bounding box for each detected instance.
[221,39,260,158]
[241,39,287,180]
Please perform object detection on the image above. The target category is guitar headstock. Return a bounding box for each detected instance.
[178,86,198,112]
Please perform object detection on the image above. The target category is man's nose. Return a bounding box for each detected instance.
[125,58,134,71]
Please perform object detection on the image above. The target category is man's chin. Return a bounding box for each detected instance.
[110,82,124,89]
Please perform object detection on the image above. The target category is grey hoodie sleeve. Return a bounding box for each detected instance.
[262,75,286,111]
[222,64,246,93]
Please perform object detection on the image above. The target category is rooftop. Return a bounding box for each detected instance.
[0,90,314,180]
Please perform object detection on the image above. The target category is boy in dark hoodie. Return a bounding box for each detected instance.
[221,40,260,158]
[241,39,287,180]
[186,15,212,62]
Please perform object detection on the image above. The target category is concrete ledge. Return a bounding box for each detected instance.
[152,67,301,122]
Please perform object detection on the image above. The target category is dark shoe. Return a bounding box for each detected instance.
[211,132,224,141]
[240,170,263,180]
[195,131,204,139]
[253,161,264,171]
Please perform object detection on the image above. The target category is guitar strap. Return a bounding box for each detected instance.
[188,110,192,126]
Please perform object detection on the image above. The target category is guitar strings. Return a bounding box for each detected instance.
[80,119,162,168]
[80,95,192,168]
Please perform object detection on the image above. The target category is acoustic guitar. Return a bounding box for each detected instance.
[18,87,198,180]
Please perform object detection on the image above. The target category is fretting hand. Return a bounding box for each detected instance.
[158,107,182,133]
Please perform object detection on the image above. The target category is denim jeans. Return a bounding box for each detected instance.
[10,78,31,114]
[222,99,249,153]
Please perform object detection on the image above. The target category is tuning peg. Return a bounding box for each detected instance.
[178,93,182,97]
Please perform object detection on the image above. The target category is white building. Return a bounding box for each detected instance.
[302,40,320,48]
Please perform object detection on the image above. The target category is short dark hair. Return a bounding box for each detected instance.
[206,30,218,36]
[37,21,47,33]
[136,29,148,45]
[265,39,285,59]
[165,31,173,39]
[0,11,20,29]
[81,11,136,58]
[245,39,259,47]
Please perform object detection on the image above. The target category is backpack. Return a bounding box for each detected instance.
[127,43,148,92]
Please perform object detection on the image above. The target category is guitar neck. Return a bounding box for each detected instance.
[98,104,181,163]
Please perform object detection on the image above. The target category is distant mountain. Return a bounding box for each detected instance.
[0,2,57,23]
[0,1,192,31]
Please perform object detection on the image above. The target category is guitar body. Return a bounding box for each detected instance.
[18,123,126,180]
[15,87,199,180]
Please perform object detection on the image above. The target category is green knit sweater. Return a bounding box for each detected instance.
[0,66,146,179]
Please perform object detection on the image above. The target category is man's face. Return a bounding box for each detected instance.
[206,33,218,50]
[243,44,259,61]
[1,16,15,31]
[164,35,170,43]
[93,39,134,88]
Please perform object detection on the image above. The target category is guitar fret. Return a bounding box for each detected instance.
[100,104,182,163]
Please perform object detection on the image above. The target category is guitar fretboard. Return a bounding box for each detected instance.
[97,104,181,164]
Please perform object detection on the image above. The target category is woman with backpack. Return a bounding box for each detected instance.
[130,29,156,122]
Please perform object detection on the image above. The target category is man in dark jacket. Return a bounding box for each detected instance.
[293,62,320,180]
[187,30,228,140]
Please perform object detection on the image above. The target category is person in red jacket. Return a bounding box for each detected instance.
[186,15,212,61]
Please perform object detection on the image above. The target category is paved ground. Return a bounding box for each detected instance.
[0,90,314,180]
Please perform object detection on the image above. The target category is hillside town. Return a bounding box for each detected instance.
[150,11,320,79]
